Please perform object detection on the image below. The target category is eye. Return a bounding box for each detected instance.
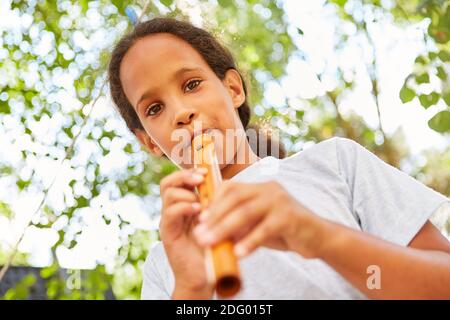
[145,103,163,117]
[184,79,202,92]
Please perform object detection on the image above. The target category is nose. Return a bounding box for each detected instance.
[173,106,197,127]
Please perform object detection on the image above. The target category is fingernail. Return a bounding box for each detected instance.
[192,203,201,211]
[194,225,215,245]
[194,224,207,236]
[198,210,209,222]
[195,167,208,175]
[234,245,247,257]
[192,174,204,183]
[200,232,215,245]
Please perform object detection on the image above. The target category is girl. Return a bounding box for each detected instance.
[108,18,450,299]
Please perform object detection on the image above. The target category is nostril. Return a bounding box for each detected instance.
[176,111,195,126]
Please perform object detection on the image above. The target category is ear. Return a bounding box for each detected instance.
[134,128,164,157]
[223,69,246,110]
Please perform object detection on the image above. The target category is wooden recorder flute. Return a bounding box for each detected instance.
[192,132,241,298]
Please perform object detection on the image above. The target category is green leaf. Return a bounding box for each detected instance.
[218,0,233,7]
[418,92,440,108]
[443,91,450,106]
[414,55,427,65]
[63,127,74,139]
[296,110,305,119]
[79,0,88,13]
[428,26,449,44]
[415,72,430,84]
[111,0,128,15]
[330,0,347,7]
[160,0,173,7]
[40,263,59,279]
[0,201,14,219]
[124,143,133,153]
[4,274,36,299]
[428,52,438,60]
[0,100,10,114]
[16,179,31,190]
[76,196,89,207]
[428,110,450,133]
[399,86,415,103]
[68,239,77,249]
[297,28,304,35]
[104,217,111,225]
[438,50,450,62]
[436,66,447,80]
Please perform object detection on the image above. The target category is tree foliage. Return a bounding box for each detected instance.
[0,0,448,299]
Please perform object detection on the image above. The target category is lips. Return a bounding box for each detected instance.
[192,128,214,141]
[182,128,215,150]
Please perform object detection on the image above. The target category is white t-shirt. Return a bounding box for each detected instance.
[141,137,449,299]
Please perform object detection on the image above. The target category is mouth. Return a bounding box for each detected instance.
[182,128,216,151]
[192,127,215,140]
[191,128,215,149]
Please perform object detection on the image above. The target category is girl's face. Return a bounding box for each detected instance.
[120,33,251,171]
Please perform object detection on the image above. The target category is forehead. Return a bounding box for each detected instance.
[119,33,211,106]
[130,32,206,61]
[121,33,210,81]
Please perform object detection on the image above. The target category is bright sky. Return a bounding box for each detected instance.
[0,0,448,270]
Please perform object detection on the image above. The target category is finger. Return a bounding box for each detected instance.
[233,216,281,258]
[162,201,202,223]
[194,199,266,247]
[160,167,208,193]
[159,201,202,240]
[199,182,255,226]
[163,187,198,207]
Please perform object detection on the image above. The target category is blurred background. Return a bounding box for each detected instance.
[0,0,449,299]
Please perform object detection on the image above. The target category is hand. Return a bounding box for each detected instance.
[158,167,214,297]
[193,180,329,259]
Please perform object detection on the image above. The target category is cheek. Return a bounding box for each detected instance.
[140,121,172,153]
[201,82,234,110]
[204,93,240,128]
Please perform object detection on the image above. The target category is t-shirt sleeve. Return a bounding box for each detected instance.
[334,137,449,246]
[141,244,172,300]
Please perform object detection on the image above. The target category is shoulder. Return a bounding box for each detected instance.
[284,137,356,168]
[314,137,360,154]
[280,137,366,180]
[290,137,357,159]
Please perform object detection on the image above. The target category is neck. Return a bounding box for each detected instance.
[220,143,260,180]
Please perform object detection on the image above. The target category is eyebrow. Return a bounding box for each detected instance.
[135,67,202,112]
